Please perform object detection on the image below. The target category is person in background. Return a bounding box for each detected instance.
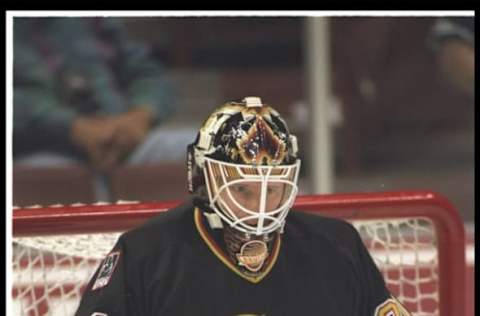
[13,17,181,200]
[428,17,474,99]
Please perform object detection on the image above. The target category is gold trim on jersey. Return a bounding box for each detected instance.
[194,208,281,284]
[374,296,412,316]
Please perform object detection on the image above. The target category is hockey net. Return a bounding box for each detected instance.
[12,191,466,316]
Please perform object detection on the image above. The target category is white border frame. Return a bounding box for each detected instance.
[6,10,474,315]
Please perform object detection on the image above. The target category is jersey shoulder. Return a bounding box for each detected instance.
[117,199,197,257]
[286,209,362,256]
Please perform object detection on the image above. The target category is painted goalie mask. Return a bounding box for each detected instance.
[187,97,301,236]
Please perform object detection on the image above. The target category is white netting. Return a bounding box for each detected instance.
[12,218,438,316]
[12,233,121,316]
[352,218,438,316]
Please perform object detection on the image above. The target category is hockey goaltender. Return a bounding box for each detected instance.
[75,97,411,316]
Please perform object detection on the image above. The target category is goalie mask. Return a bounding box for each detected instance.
[187,97,301,236]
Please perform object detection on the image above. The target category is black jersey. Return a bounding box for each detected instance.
[75,199,409,316]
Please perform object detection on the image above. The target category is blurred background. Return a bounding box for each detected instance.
[11,14,474,225]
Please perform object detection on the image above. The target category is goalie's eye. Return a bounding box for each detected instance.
[231,184,253,195]
[267,183,283,195]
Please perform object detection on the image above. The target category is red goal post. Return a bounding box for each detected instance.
[12,190,466,316]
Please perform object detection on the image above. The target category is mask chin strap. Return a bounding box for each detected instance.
[203,212,224,229]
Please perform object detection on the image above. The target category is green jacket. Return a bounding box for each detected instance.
[13,17,176,156]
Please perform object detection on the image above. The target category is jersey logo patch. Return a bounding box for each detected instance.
[374,296,412,316]
[92,251,121,291]
[236,240,269,272]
